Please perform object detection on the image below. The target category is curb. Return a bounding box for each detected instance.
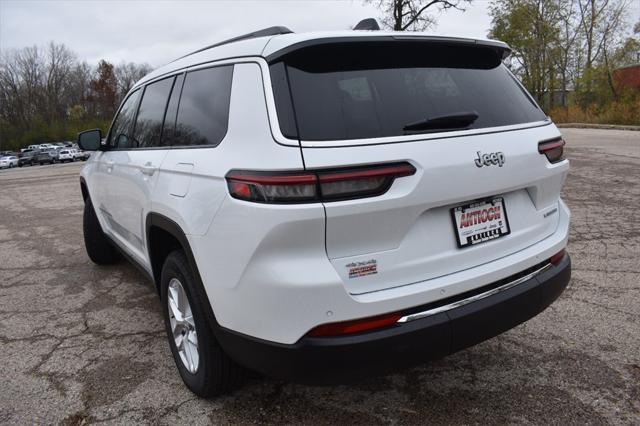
[557,123,640,131]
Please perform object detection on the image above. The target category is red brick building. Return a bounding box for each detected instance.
[613,64,640,90]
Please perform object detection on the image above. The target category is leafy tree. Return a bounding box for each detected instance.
[575,0,630,105]
[89,60,118,120]
[489,0,634,111]
[489,0,563,109]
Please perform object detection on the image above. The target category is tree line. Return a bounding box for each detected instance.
[489,0,640,124]
[1,1,639,152]
[0,42,151,151]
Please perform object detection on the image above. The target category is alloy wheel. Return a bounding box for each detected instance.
[168,278,199,374]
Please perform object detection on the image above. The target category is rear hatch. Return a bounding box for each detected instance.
[268,39,567,295]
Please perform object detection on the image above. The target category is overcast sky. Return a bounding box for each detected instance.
[1,0,639,68]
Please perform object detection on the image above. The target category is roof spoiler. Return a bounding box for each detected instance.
[266,36,511,63]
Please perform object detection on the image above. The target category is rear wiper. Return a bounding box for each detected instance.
[403,111,479,133]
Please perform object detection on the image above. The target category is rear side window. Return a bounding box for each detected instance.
[108,89,141,148]
[133,76,175,148]
[270,42,547,141]
[174,65,233,147]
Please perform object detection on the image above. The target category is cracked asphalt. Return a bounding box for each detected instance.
[1,128,639,425]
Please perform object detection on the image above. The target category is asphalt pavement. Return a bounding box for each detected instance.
[0,128,638,424]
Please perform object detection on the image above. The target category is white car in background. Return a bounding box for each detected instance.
[76,149,91,161]
[0,156,19,168]
[58,149,75,162]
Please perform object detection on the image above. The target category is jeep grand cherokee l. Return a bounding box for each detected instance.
[77,26,571,397]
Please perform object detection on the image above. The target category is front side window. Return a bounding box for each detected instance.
[133,76,175,148]
[174,65,233,147]
[108,89,141,149]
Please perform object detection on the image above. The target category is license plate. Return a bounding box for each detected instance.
[451,197,510,248]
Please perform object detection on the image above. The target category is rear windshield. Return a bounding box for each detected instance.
[270,42,546,141]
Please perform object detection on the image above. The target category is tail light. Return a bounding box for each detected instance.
[549,248,566,265]
[307,312,402,337]
[538,138,566,163]
[226,162,416,204]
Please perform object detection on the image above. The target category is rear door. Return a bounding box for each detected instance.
[270,40,568,295]
[100,77,175,263]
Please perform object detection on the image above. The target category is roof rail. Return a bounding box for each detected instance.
[173,26,294,62]
[354,18,380,31]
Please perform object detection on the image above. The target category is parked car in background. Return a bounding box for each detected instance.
[0,155,19,168]
[75,149,91,161]
[36,150,56,165]
[58,149,75,162]
[49,149,60,162]
[18,150,38,167]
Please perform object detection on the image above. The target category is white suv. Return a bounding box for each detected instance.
[78,26,571,397]
[58,149,75,162]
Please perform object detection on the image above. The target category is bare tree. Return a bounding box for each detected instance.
[0,42,153,150]
[114,61,153,102]
[367,0,471,31]
[555,0,582,107]
[42,42,76,123]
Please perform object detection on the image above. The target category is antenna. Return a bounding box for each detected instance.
[354,18,381,31]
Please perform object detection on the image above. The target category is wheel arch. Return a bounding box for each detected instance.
[145,214,202,294]
[79,176,89,202]
[146,212,220,330]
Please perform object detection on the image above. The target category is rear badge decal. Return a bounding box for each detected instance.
[347,259,377,279]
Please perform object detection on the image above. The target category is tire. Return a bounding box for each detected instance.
[161,250,245,397]
[83,198,120,265]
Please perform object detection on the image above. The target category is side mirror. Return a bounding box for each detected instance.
[78,129,102,151]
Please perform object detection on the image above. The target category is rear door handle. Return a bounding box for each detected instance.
[106,160,115,172]
[140,162,158,176]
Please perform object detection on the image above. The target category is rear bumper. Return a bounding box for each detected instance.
[215,254,571,384]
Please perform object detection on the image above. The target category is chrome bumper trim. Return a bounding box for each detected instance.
[396,263,553,323]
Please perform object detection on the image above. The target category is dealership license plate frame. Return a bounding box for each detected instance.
[451,197,511,248]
